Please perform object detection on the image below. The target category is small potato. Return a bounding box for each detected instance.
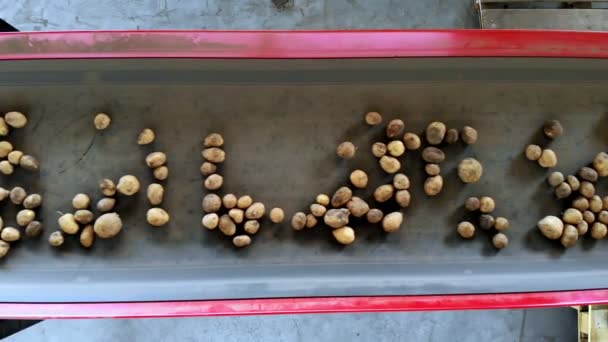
[423,175,443,196]
[291,212,307,231]
[233,235,252,248]
[374,184,394,203]
[525,144,542,161]
[465,197,480,211]
[7,150,22,165]
[202,194,222,213]
[395,190,411,208]
[19,155,39,171]
[402,132,421,150]
[79,225,95,248]
[538,149,557,168]
[305,214,318,228]
[204,133,224,147]
[0,161,13,175]
[461,126,478,145]
[580,181,595,199]
[591,222,607,240]
[366,208,384,223]
[457,221,475,239]
[99,178,116,196]
[5,111,27,128]
[593,152,608,177]
[96,197,116,212]
[577,221,589,236]
[137,128,155,145]
[222,194,237,209]
[0,240,8,258]
[336,142,356,159]
[244,220,260,234]
[23,194,42,209]
[421,147,445,163]
[426,121,446,145]
[579,167,598,182]
[554,182,571,199]
[387,140,405,157]
[479,214,495,230]
[316,194,330,206]
[48,231,64,247]
[386,119,405,139]
[93,113,111,130]
[537,215,564,240]
[58,213,79,235]
[590,195,603,213]
[237,195,253,209]
[116,175,140,196]
[371,142,387,158]
[445,128,459,144]
[269,208,285,223]
[1,227,20,242]
[425,163,440,176]
[145,152,167,168]
[393,173,410,190]
[324,208,350,229]
[229,208,244,224]
[492,233,509,249]
[563,208,583,225]
[74,210,94,225]
[147,208,170,227]
[202,213,219,230]
[9,187,26,205]
[599,211,608,225]
[457,158,483,183]
[25,221,42,238]
[332,226,355,245]
[547,172,564,187]
[494,217,509,231]
[0,140,13,157]
[382,212,403,233]
[560,225,578,248]
[200,162,217,176]
[147,183,164,206]
[245,202,265,220]
[567,175,580,191]
[16,209,35,227]
[543,119,563,139]
[572,197,590,214]
[346,197,370,217]
[93,213,122,238]
[583,211,595,224]
[202,147,226,163]
[0,118,8,136]
[72,193,91,209]
[479,196,495,213]
[310,203,327,217]
[365,111,383,125]
[204,174,223,190]
[331,187,353,207]
[153,166,169,180]
[379,155,401,174]
[350,170,369,189]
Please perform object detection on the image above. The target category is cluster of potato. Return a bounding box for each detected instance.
[458,196,509,249]
[0,111,40,175]
[139,129,170,227]
[0,187,44,259]
[524,119,561,168]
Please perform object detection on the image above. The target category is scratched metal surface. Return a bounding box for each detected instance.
[0,58,606,302]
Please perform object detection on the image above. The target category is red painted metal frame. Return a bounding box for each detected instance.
[0,29,607,317]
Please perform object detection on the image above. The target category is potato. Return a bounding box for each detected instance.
[153,166,169,181]
[310,203,327,217]
[269,208,285,223]
[237,195,253,209]
[479,196,495,213]
[99,178,116,196]
[202,194,222,213]
[58,213,79,235]
[591,222,607,240]
[96,197,116,212]
[1,227,20,242]
[229,208,244,224]
[350,170,368,189]
[393,173,410,190]
[0,118,8,136]
[16,209,35,227]
[305,214,318,228]
[94,213,122,238]
[0,240,8,258]
[465,197,480,211]
[421,147,445,163]
[204,133,224,147]
[147,208,170,227]
[525,144,542,161]
[402,132,421,150]
[0,141,12,158]
[336,142,356,159]
[202,148,226,163]
[93,113,111,130]
[200,162,217,176]
[371,142,387,158]
[599,211,608,225]
[538,149,557,168]
[423,175,443,196]
[316,194,330,206]
[379,156,401,173]
[72,193,91,209]
[74,210,94,225]
[331,187,353,207]
[457,158,483,183]
[537,215,564,240]
[7,150,22,165]
[75,224,94,248]
[577,221,588,236]
[393,190,411,208]
[202,213,219,230]
[48,231,64,247]
[382,212,403,233]
[387,140,405,157]
[557,224,577,248]
[580,181,595,198]
[567,175,580,191]
[0,161,13,175]
[547,172,564,187]
[23,194,42,209]
[479,214,495,230]
[543,119,563,139]
[218,194,235,209]
[145,152,167,168]
[445,128,459,144]
[245,202,265,220]
[25,221,42,238]
[386,119,404,138]
[244,220,260,234]
[19,155,39,171]
[457,221,475,239]
[492,233,509,249]
[579,167,598,182]
[590,195,603,213]
[426,121,446,145]
[332,226,355,245]
[347,197,370,217]
[554,182,571,199]
[204,174,223,190]
[0,187,9,202]
[572,198,590,215]
[461,126,478,145]
[374,184,394,203]
[583,211,595,224]
[367,208,384,223]
[9,187,26,205]
[494,217,509,231]
[324,208,350,229]
[563,208,583,224]
[425,163,440,176]
[291,212,307,230]
[365,111,383,125]
[136,128,155,145]
[5,111,27,128]
[144,183,164,206]
[233,235,252,248]
[116,175,140,196]
[593,152,608,177]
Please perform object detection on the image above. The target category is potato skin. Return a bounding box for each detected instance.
[324,209,350,229]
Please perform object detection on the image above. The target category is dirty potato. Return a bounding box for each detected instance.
[1,227,20,242]
[543,119,563,139]
[421,147,445,163]
[593,152,608,177]
[202,147,226,163]
[365,111,383,125]
[137,128,155,145]
[331,187,353,207]
[221,194,237,209]
[200,162,217,176]
[461,126,478,145]
[560,225,578,248]
[346,197,370,217]
[402,132,421,150]
[479,196,496,213]
[386,119,405,139]
[393,173,410,190]
[48,231,64,247]
[554,182,571,199]
[291,212,307,231]
[374,184,394,203]
[590,195,603,213]
[324,208,350,229]
[146,183,164,206]
[25,221,42,238]
[350,170,369,189]
[479,214,495,230]
[305,214,318,228]
[547,172,564,187]
[583,211,595,224]
[457,221,475,239]
[9,186,26,205]
[423,175,443,196]
[492,233,509,249]
[0,118,8,136]
[79,225,95,248]
[153,166,169,180]
[145,152,167,168]
[245,202,265,220]
[336,142,356,159]
[7,150,22,165]
[74,210,94,225]
[572,197,589,212]
[116,175,141,196]
[371,142,387,158]
[244,220,260,234]
[425,163,440,176]
[465,197,480,211]
[563,208,583,225]
[99,178,116,196]
[204,133,224,147]
[494,217,510,231]
[233,235,252,248]
[445,128,459,144]
[366,208,384,223]
[591,222,607,240]
[577,221,589,236]
[425,121,446,145]
[310,203,327,217]
[0,141,12,158]
[202,194,222,213]
[237,195,253,209]
[567,175,580,191]
[229,208,244,224]
[93,113,111,130]
[579,167,598,182]
[580,181,595,198]
[23,193,42,209]
[457,158,483,183]
[19,155,39,171]
[0,161,13,175]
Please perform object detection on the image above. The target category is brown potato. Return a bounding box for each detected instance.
[219,194,235,209]
[393,173,410,190]
[563,208,583,224]
[445,128,459,144]
[591,222,607,239]
[202,147,226,163]
[579,167,598,182]
[202,213,219,230]
[465,197,480,211]
[525,144,542,161]
[229,208,244,224]
[25,221,42,238]
[371,142,387,158]
[457,221,475,239]
[74,210,94,225]
[305,214,318,228]
[457,158,483,183]
[560,225,577,248]
[204,174,223,190]
[58,213,79,235]
[494,217,509,231]
[72,193,90,209]
[48,231,64,247]
[580,181,595,198]
[80,225,95,248]
[269,208,285,223]
[0,141,12,158]
[382,212,403,233]
[554,182,571,199]
[424,175,443,196]
[577,221,589,236]
[593,152,608,177]
[461,126,478,145]
[94,213,123,238]
[7,150,22,165]
[387,140,405,157]
[19,155,39,171]
[547,172,564,187]
[332,226,355,245]
[379,155,401,173]
[331,187,353,207]
[365,111,383,125]
[395,190,411,208]
[479,196,495,213]
[0,161,13,175]
[147,183,164,206]
[336,142,356,159]
[324,209,350,229]
[9,187,26,205]
[310,203,327,217]
[583,211,595,224]
[97,197,116,212]
[200,162,217,176]
[137,128,155,145]
[145,152,167,168]
[366,208,384,223]
[291,212,307,231]
[233,235,252,248]
[402,132,421,150]
[350,170,369,189]
[116,175,141,196]
[346,197,370,217]
[153,166,169,180]
[147,208,170,227]
[421,147,445,163]
[316,194,330,206]
[0,118,8,136]
[237,195,253,209]
[572,197,590,214]
[93,113,110,130]
[567,175,580,191]
[426,121,446,145]
[5,111,27,128]
[23,194,42,209]
[244,220,260,234]
[590,195,603,213]
[425,163,440,176]
[245,202,265,220]
[543,119,563,139]
[1,227,19,242]
[99,179,116,196]
[537,215,564,240]
[386,119,405,138]
[374,184,394,203]
[538,149,557,168]
[492,233,509,249]
[599,211,608,225]
[202,194,222,213]
[479,214,495,230]
[204,133,224,147]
